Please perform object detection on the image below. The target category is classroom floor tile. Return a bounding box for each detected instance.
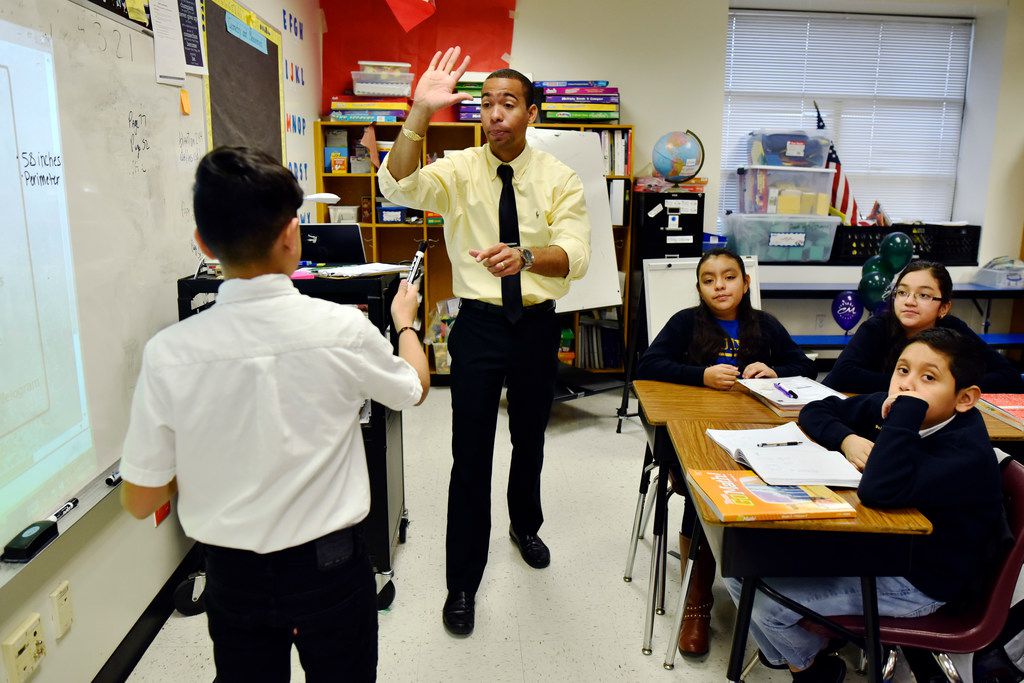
[127,388,909,682]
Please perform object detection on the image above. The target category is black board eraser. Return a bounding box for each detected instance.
[2,520,58,563]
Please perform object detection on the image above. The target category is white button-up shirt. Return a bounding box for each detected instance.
[119,274,421,553]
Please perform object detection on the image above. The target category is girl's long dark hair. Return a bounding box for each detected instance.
[883,259,953,368]
[687,248,766,366]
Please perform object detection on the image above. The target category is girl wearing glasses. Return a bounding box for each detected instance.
[825,260,1023,394]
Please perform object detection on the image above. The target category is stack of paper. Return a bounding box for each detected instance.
[737,376,846,417]
[705,422,861,488]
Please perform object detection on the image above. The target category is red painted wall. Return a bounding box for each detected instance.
[320,0,516,119]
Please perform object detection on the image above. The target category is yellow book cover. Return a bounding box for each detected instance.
[687,470,855,522]
[540,102,619,111]
[331,101,411,111]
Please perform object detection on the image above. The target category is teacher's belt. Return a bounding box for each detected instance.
[459,299,555,316]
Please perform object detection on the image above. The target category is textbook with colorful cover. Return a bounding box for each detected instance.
[687,470,856,522]
[979,394,1024,431]
[705,422,862,488]
[737,376,846,417]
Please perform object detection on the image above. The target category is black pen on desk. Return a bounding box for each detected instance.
[407,240,428,286]
[106,470,122,486]
[48,498,79,522]
[757,441,804,448]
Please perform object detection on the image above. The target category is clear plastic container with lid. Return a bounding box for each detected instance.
[737,165,835,215]
[748,129,832,168]
[725,213,841,263]
[357,61,412,73]
[351,70,415,96]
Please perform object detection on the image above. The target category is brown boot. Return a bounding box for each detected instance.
[678,533,716,657]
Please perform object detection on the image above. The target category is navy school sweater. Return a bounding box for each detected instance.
[636,307,814,386]
[799,393,1009,602]
[823,315,1023,394]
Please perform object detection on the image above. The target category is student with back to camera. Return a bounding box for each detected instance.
[636,247,813,656]
[824,260,1023,395]
[118,147,429,681]
[727,327,1010,682]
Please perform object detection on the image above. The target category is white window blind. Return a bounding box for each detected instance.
[720,10,973,225]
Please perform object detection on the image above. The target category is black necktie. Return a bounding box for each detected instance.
[497,164,523,323]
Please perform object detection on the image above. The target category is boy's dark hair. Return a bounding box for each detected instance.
[193,146,303,264]
[485,69,534,108]
[689,247,768,366]
[905,327,984,390]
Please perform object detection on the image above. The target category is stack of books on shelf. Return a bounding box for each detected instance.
[576,308,623,369]
[979,394,1024,432]
[535,81,619,123]
[596,128,631,176]
[329,97,410,123]
[323,128,371,174]
[456,71,488,122]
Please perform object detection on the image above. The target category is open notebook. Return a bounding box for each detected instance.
[705,422,861,488]
[737,377,846,417]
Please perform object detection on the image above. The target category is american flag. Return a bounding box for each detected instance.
[814,102,862,226]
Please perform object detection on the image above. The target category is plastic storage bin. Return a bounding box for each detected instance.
[737,165,835,215]
[725,213,841,263]
[352,70,415,96]
[748,130,831,167]
[328,205,360,223]
[357,61,411,73]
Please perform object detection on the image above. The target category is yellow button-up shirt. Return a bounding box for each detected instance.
[377,143,590,305]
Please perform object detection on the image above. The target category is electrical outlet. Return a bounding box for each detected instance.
[2,613,45,683]
[49,580,73,639]
[815,313,826,329]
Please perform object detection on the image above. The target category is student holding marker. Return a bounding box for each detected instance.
[636,247,812,657]
[118,147,429,680]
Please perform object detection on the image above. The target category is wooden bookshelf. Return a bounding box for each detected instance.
[313,120,634,374]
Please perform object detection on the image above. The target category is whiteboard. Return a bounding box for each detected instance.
[643,257,762,340]
[525,127,622,313]
[0,0,206,545]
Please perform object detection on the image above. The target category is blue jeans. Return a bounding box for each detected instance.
[724,576,944,670]
[204,526,378,682]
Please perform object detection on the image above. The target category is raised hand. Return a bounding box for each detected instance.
[412,46,473,115]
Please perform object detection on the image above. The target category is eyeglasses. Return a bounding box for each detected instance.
[893,288,945,303]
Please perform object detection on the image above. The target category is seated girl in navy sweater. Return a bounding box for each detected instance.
[636,248,812,656]
[731,328,1008,682]
[825,260,1022,394]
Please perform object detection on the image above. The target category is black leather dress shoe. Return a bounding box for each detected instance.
[509,526,551,568]
[442,590,475,636]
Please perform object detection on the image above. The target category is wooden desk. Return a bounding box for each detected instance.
[668,419,931,682]
[631,381,787,655]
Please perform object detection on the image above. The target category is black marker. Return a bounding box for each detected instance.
[408,240,428,286]
[106,470,122,486]
[48,498,79,522]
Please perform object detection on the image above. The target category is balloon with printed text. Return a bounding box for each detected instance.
[831,291,864,332]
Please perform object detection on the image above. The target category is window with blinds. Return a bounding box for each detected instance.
[720,10,973,225]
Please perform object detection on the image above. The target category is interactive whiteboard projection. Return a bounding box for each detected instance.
[526,127,622,313]
[0,0,206,553]
[0,18,94,548]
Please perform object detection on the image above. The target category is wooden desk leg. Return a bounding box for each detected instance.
[861,576,883,683]
[642,434,670,655]
[663,523,704,669]
[624,445,655,582]
[727,578,757,683]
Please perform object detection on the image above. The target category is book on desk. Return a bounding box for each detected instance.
[979,394,1024,432]
[706,422,862,488]
[736,376,846,417]
[687,470,855,522]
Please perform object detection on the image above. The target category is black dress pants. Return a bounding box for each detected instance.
[203,526,377,682]
[445,299,560,594]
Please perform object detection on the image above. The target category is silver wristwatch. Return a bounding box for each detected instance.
[519,247,535,271]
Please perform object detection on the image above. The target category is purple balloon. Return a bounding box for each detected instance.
[831,290,864,332]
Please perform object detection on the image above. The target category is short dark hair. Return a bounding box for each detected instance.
[485,68,534,108]
[193,146,303,264]
[904,327,984,390]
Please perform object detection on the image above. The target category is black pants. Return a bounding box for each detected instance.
[203,526,378,682]
[446,299,560,593]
